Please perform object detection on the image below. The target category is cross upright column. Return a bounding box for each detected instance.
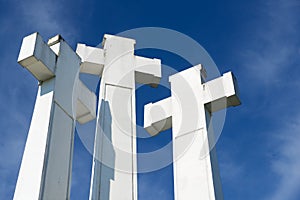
[144,65,241,200]
[14,33,96,200]
[76,35,161,200]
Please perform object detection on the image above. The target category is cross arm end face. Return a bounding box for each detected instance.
[47,34,67,56]
[76,80,97,124]
[47,34,63,46]
[76,44,105,76]
[135,56,162,87]
[223,71,241,107]
[18,32,56,82]
[144,97,172,136]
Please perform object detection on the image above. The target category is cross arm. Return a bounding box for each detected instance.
[18,32,56,82]
[76,80,97,124]
[76,44,105,76]
[144,97,172,136]
[203,72,241,112]
[134,56,161,87]
[76,36,161,88]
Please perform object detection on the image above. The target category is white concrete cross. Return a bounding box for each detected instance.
[144,65,241,200]
[76,35,161,200]
[14,33,96,200]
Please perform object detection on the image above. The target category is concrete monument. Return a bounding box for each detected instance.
[76,35,161,200]
[14,33,96,199]
[15,32,240,200]
[144,65,241,200]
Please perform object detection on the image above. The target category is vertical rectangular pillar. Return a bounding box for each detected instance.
[89,35,138,200]
[41,103,75,199]
[144,66,240,200]
[169,66,223,200]
[87,34,160,200]
[14,85,54,200]
[14,34,83,200]
[173,129,219,200]
[105,85,133,200]
[91,84,135,200]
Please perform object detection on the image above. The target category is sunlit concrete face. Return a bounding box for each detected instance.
[14,33,96,200]
[144,65,241,200]
[76,34,161,200]
[15,32,240,200]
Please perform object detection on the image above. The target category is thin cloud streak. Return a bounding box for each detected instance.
[265,117,300,200]
[239,0,300,85]
[18,0,77,43]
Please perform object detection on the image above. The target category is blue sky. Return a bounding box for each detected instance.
[1,0,300,199]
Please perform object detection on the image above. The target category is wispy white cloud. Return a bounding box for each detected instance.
[218,114,300,200]
[265,117,300,200]
[218,151,244,185]
[21,1,60,33]
[0,111,29,198]
[0,59,35,197]
[239,0,300,85]
[16,0,78,43]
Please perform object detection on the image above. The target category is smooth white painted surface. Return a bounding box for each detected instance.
[144,97,172,136]
[13,88,53,200]
[41,103,74,199]
[202,72,240,112]
[77,34,161,200]
[18,33,56,81]
[105,85,133,200]
[14,33,96,200]
[76,80,97,124]
[76,44,105,76]
[144,65,241,200]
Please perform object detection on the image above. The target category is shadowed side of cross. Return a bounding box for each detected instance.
[143,64,241,200]
[14,33,96,200]
[76,34,161,200]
